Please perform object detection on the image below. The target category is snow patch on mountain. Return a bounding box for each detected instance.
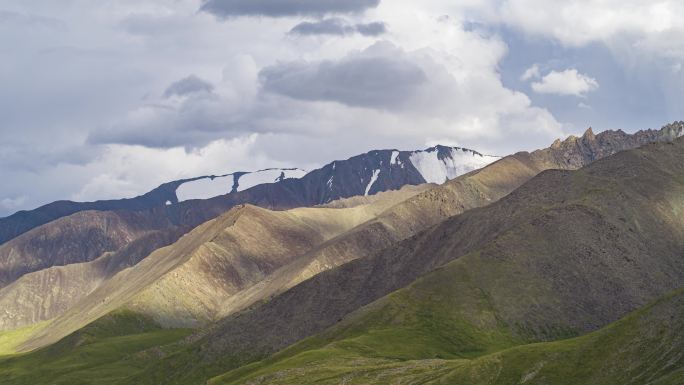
[365,170,380,196]
[173,146,496,203]
[176,175,233,202]
[236,168,306,192]
[175,168,306,202]
[409,147,499,184]
[390,151,400,165]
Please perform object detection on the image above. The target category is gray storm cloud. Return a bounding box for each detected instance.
[164,75,215,98]
[201,0,381,18]
[355,21,386,36]
[289,18,387,36]
[259,43,427,109]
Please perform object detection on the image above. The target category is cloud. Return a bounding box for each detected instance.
[0,10,66,31]
[530,69,599,97]
[355,21,387,36]
[0,196,27,212]
[520,64,540,81]
[88,90,250,148]
[70,135,280,202]
[494,0,684,55]
[201,0,381,18]
[289,18,387,37]
[87,54,263,149]
[88,14,565,157]
[259,42,427,109]
[164,75,214,98]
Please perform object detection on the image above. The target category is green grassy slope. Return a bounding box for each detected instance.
[0,311,191,385]
[3,274,681,385]
[209,287,684,384]
[0,322,49,356]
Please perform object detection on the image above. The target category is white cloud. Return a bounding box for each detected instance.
[531,69,599,97]
[520,64,540,81]
[495,0,684,48]
[460,0,684,64]
[0,196,27,211]
[70,135,291,202]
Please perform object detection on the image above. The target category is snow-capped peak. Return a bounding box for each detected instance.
[408,146,499,184]
[173,145,497,204]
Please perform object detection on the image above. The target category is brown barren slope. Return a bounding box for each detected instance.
[0,210,175,288]
[215,125,684,319]
[0,228,187,330]
[16,185,427,351]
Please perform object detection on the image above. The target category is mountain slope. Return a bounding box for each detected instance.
[0,311,192,385]
[2,123,679,291]
[13,185,428,351]
[5,124,681,352]
[209,287,684,385]
[0,126,682,384]
[0,145,497,291]
[3,288,683,385]
[0,227,188,331]
[207,123,684,323]
[0,146,498,246]
[127,136,684,384]
[7,126,634,343]
[0,168,305,246]
[0,210,176,289]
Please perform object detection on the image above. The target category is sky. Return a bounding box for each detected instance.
[1,0,683,216]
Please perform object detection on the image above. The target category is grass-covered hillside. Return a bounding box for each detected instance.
[211,287,684,384]
[2,287,681,385]
[0,311,191,385]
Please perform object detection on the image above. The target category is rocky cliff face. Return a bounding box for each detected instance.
[538,122,684,169]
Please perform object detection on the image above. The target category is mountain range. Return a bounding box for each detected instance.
[0,146,497,246]
[0,121,683,385]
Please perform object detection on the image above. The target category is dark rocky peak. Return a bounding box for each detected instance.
[582,127,596,141]
[539,121,683,170]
